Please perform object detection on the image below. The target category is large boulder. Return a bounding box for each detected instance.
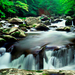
[8,18,23,24]
[35,23,49,31]
[25,17,41,25]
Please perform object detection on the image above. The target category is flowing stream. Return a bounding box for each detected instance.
[0,19,75,70]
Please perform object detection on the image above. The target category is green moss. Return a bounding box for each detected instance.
[19,24,26,27]
[11,31,20,37]
[32,24,36,27]
[0,38,6,42]
[2,29,10,34]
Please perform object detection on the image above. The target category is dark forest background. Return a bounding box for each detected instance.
[0,0,75,18]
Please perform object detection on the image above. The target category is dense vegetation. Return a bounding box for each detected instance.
[0,0,75,18]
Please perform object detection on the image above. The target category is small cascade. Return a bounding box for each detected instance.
[71,21,74,32]
[10,54,39,70]
[44,45,75,70]
[0,53,11,69]
[10,54,25,69]
[72,20,74,26]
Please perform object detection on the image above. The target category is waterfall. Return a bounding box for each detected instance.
[10,54,39,70]
[0,53,11,69]
[44,45,75,70]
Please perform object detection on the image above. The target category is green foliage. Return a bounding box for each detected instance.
[16,1,28,12]
[0,0,75,17]
[0,10,5,18]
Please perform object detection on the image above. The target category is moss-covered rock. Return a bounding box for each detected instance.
[8,18,23,24]
[11,29,26,37]
[18,29,26,37]
[2,28,10,34]
[25,17,41,25]
[19,24,26,27]
[35,23,49,31]
[11,31,20,37]
[65,20,72,26]
[0,69,75,75]
[2,35,17,42]
[9,27,18,34]
[43,20,51,25]
[56,26,71,32]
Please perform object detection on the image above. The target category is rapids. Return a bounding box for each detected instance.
[0,19,75,70]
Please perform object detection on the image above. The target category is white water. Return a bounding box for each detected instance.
[9,54,39,70]
[44,45,75,70]
[0,19,75,70]
[0,53,11,69]
[51,19,66,28]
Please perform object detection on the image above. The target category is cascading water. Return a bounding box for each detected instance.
[0,19,75,70]
[9,54,39,70]
[44,45,75,70]
[0,52,11,69]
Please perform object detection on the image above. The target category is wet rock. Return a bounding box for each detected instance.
[0,38,6,47]
[43,20,51,25]
[11,29,26,37]
[0,23,2,27]
[49,25,57,28]
[2,28,10,34]
[66,16,73,20]
[9,27,18,34]
[25,17,41,25]
[65,20,72,26]
[2,35,17,42]
[35,23,49,31]
[65,16,73,26]
[0,18,2,21]
[52,19,62,23]
[56,26,71,32]
[0,28,4,33]
[19,27,27,32]
[41,14,49,21]
[0,68,75,75]
[8,18,23,24]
